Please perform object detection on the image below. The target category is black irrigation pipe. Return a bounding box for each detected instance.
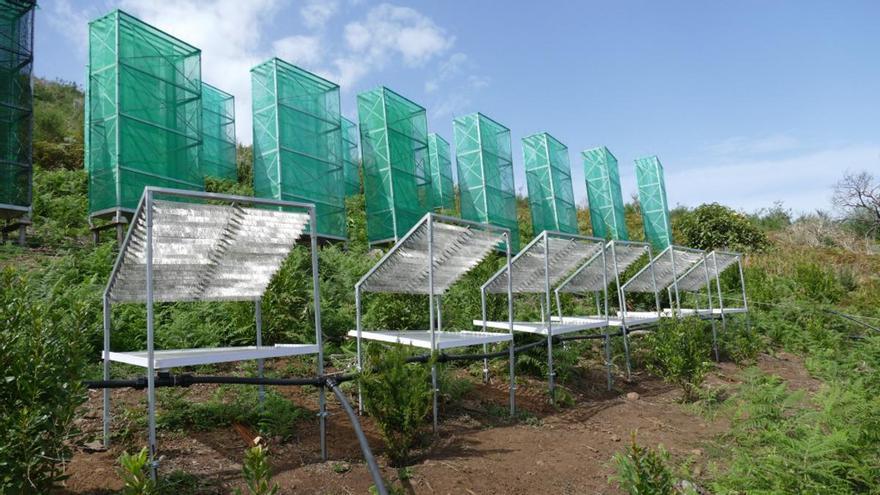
[824,309,880,334]
[327,378,388,495]
[84,333,623,391]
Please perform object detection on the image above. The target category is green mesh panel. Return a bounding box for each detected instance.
[453,112,519,251]
[200,82,236,180]
[342,116,360,196]
[0,0,34,215]
[83,64,89,173]
[87,10,203,217]
[427,132,454,211]
[357,87,431,244]
[583,146,629,240]
[252,58,346,240]
[522,132,578,236]
[635,155,672,251]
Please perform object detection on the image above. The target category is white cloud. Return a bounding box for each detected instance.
[273,35,323,66]
[301,0,339,29]
[48,1,463,142]
[44,0,96,56]
[117,0,280,145]
[619,144,880,213]
[705,134,801,157]
[334,3,454,88]
[467,75,491,90]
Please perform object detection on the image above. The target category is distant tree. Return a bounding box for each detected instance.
[832,171,880,237]
[677,203,769,252]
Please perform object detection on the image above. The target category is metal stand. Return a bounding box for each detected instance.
[1,217,30,246]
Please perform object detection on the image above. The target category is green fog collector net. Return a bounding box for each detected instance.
[583,146,629,240]
[453,112,519,251]
[522,132,578,236]
[357,87,431,244]
[200,82,236,181]
[427,132,454,211]
[252,58,346,240]
[634,155,672,251]
[0,0,34,216]
[87,10,203,218]
[342,116,360,196]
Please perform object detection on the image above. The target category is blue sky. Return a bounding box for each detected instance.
[35,0,880,213]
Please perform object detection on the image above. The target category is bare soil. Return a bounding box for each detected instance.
[59,352,814,494]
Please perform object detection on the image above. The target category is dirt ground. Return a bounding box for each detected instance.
[59,352,814,494]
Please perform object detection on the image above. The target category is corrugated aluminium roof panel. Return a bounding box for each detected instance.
[484,233,604,294]
[674,251,740,292]
[557,241,649,293]
[623,246,704,293]
[359,217,505,294]
[108,199,309,303]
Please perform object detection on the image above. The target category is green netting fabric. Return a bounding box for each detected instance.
[0,0,34,215]
[453,112,519,251]
[583,146,629,240]
[427,132,454,211]
[634,155,672,251]
[201,82,236,181]
[342,116,360,196]
[357,87,431,244]
[87,10,203,217]
[522,132,578,236]
[252,58,346,240]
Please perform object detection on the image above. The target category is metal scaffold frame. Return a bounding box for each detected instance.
[87,10,204,241]
[478,231,609,403]
[554,239,661,382]
[634,155,673,251]
[622,244,721,358]
[342,115,360,196]
[583,146,629,241]
[101,187,325,480]
[349,212,516,430]
[357,87,432,245]
[454,112,520,252]
[522,132,578,236]
[252,58,346,241]
[670,250,751,359]
[200,82,236,181]
[427,132,454,212]
[0,0,35,244]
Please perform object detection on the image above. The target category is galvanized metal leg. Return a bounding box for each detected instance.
[145,192,158,480]
[482,343,489,384]
[102,296,111,448]
[355,288,363,415]
[508,339,516,416]
[547,333,555,405]
[431,364,439,433]
[308,209,327,461]
[255,300,265,407]
[17,223,26,246]
[621,325,632,380]
[604,325,612,391]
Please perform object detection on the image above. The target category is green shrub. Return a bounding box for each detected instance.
[794,262,846,303]
[360,345,432,466]
[644,318,714,401]
[235,441,279,495]
[610,433,676,495]
[0,269,90,493]
[677,203,770,252]
[157,387,307,441]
